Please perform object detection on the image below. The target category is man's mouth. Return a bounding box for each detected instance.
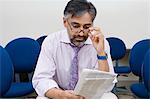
[75,37,85,42]
[76,37,84,40]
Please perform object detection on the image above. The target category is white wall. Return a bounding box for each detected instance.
[0,0,150,49]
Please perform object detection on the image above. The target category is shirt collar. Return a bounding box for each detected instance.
[60,29,92,45]
[60,29,71,43]
[84,37,92,45]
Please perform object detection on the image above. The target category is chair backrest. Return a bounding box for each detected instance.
[0,46,14,97]
[5,37,40,73]
[143,49,150,92]
[36,35,47,47]
[106,37,126,61]
[129,39,150,77]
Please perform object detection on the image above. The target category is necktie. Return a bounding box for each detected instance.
[68,44,81,90]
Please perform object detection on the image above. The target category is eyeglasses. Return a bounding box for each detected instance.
[67,20,92,33]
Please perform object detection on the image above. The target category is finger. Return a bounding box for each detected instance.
[91,32,100,39]
[93,34,99,43]
[91,31,97,35]
[88,32,93,39]
[89,27,100,32]
[94,33,104,42]
[89,27,103,37]
[89,30,102,42]
[70,95,83,99]
[65,90,75,94]
[88,31,95,40]
[65,91,80,99]
[89,30,99,39]
[79,96,86,99]
[93,27,101,31]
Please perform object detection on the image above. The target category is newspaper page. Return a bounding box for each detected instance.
[74,69,117,99]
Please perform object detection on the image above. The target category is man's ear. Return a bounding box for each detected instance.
[63,17,67,27]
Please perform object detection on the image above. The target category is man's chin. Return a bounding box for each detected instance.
[72,40,85,46]
[75,39,83,42]
[71,37,87,46]
[75,38,85,42]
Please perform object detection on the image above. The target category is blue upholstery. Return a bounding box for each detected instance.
[4,37,40,97]
[114,66,131,74]
[3,82,33,97]
[130,83,149,98]
[5,37,40,73]
[143,49,150,92]
[36,35,47,47]
[0,46,14,97]
[129,39,150,98]
[106,37,126,60]
[106,37,131,74]
[129,39,150,78]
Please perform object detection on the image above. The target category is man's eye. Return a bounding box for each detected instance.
[72,25,80,28]
[83,25,91,29]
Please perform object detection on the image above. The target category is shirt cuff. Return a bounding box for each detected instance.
[34,79,59,97]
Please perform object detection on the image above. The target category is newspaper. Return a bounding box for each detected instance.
[74,69,117,99]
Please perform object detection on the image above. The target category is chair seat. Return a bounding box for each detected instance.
[4,82,34,97]
[130,83,149,98]
[114,66,131,73]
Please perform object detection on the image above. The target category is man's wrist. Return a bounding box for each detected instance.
[45,88,63,98]
[97,51,108,60]
[97,51,106,56]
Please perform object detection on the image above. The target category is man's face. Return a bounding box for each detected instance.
[64,12,93,46]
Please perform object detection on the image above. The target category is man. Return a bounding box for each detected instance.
[32,0,117,99]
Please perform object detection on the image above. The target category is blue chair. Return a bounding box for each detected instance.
[4,37,40,97]
[130,39,150,79]
[143,49,150,97]
[0,46,14,97]
[106,37,131,74]
[107,37,131,93]
[129,39,150,98]
[36,35,47,47]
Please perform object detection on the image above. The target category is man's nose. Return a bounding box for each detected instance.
[80,26,84,31]
[79,30,84,36]
[78,26,84,36]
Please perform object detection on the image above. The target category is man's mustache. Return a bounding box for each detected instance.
[74,36,86,39]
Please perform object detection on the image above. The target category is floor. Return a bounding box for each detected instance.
[114,73,144,99]
[117,94,136,99]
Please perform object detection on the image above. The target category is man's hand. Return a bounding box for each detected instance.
[45,88,85,99]
[88,27,105,55]
[88,27,109,72]
[61,90,85,99]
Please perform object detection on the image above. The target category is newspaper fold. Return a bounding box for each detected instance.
[74,69,117,99]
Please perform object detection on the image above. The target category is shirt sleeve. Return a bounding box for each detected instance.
[32,37,59,96]
[105,39,114,74]
[105,39,118,91]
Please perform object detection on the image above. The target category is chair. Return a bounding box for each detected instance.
[106,37,131,74]
[143,49,150,97]
[106,37,131,93]
[129,39,150,79]
[129,39,150,98]
[0,46,14,97]
[4,37,40,97]
[36,35,47,47]
[129,49,150,98]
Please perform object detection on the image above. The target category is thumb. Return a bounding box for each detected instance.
[65,90,75,94]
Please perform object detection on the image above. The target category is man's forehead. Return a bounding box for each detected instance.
[69,13,93,23]
[69,17,93,25]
